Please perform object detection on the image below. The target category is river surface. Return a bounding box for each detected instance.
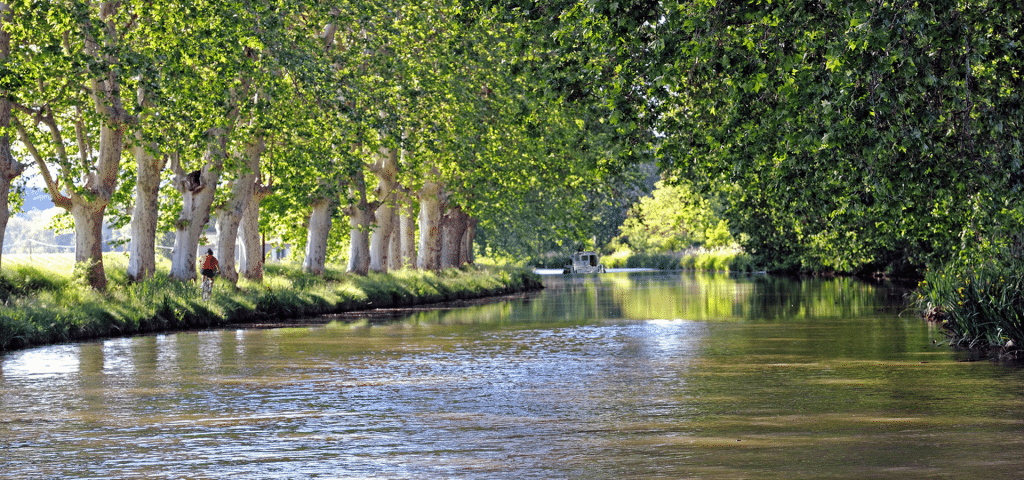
[2,272,1023,479]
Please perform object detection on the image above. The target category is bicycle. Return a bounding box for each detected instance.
[201,274,214,300]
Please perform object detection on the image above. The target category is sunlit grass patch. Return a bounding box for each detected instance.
[602,247,755,272]
[0,259,542,352]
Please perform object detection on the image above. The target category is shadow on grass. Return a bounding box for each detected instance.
[0,264,543,352]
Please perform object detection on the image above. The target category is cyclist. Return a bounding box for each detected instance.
[199,248,220,289]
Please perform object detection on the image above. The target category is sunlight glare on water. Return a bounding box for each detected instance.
[2,272,1024,479]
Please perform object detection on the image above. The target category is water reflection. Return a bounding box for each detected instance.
[3,344,81,378]
[2,272,1023,479]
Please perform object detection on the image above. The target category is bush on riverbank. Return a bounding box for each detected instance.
[528,247,754,272]
[603,248,755,272]
[917,250,1024,353]
[0,254,543,353]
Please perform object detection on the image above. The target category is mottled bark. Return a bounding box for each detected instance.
[387,205,402,271]
[215,136,264,285]
[238,180,271,282]
[169,149,223,282]
[440,205,469,269]
[70,199,109,290]
[126,131,166,282]
[61,119,124,291]
[416,167,443,271]
[0,2,25,272]
[347,209,372,275]
[399,197,417,269]
[346,169,372,275]
[368,147,398,273]
[461,216,477,266]
[303,199,333,275]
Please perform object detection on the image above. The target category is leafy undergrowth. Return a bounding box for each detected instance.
[0,254,543,353]
[916,250,1024,360]
[602,247,756,272]
[528,247,756,272]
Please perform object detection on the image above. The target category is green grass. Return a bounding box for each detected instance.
[527,247,755,272]
[601,247,756,272]
[916,252,1024,352]
[0,253,543,353]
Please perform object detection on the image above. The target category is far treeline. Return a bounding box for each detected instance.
[1,0,1022,293]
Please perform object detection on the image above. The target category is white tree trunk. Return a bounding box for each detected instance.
[368,204,394,273]
[70,200,109,290]
[461,216,477,266]
[399,198,417,269]
[416,168,443,271]
[126,133,166,282]
[368,147,398,273]
[347,207,372,275]
[0,8,25,273]
[169,151,222,282]
[387,206,402,271]
[303,199,333,275]
[214,207,240,284]
[346,168,372,275]
[238,182,271,282]
[215,136,264,285]
[441,205,469,269]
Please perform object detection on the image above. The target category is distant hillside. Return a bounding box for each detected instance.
[3,188,130,255]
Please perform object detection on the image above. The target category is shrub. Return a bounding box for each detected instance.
[917,251,1024,351]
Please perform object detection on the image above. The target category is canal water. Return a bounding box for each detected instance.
[2,272,1023,479]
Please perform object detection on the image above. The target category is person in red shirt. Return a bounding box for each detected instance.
[200,249,220,286]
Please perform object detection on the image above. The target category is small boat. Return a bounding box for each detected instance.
[563,251,606,274]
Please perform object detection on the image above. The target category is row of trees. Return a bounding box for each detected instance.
[0,0,643,289]
[8,0,1016,284]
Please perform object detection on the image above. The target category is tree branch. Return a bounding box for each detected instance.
[12,117,71,209]
[39,108,73,174]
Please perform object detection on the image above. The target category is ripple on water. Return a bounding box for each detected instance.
[3,273,1024,479]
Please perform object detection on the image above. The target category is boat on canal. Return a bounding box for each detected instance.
[563,250,606,274]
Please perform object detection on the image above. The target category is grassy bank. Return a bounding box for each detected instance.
[605,248,755,272]
[0,254,543,353]
[917,252,1024,357]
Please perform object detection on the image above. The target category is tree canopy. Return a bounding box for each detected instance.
[652,0,1023,274]
[4,0,1021,281]
[3,0,636,286]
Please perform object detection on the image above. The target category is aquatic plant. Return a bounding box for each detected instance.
[917,251,1024,353]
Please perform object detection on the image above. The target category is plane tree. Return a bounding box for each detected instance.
[121,0,230,282]
[132,0,334,283]
[7,1,149,289]
[151,1,267,282]
[203,1,336,285]
[652,0,1023,274]
[0,1,27,272]
[457,0,664,259]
